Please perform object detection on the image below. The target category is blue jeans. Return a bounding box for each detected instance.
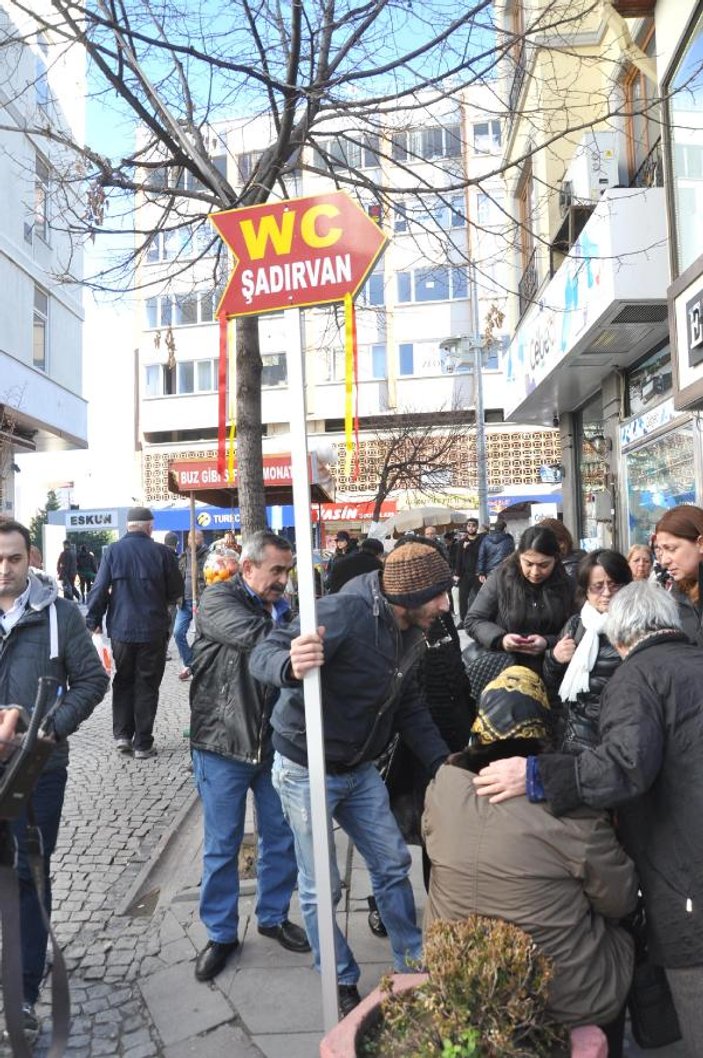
[192,748,298,943]
[11,766,68,1005]
[173,600,194,667]
[272,753,421,986]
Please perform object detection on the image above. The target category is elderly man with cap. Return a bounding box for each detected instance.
[86,506,183,758]
[249,540,452,1017]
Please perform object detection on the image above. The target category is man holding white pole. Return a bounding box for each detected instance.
[249,541,451,1016]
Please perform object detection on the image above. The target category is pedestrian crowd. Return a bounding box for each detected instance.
[2,503,703,1057]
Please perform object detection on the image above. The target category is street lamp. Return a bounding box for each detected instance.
[440,332,490,528]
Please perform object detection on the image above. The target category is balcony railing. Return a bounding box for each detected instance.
[507,45,528,134]
[518,248,538,319]
[629,138,663,189]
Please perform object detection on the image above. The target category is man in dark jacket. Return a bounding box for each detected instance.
[189,530,309,984]
[0,520,109,1041]
[324,530,357,590]
[85,506,183,759]
[453,518,482,620]
[249,540,452,1016]
[326,536,384,593]
[174,529,209,679]
[476,518,514,581]
[56,539,79,600]
[474,581,703,1057]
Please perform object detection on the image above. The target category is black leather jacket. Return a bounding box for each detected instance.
[543,613,621,753]
[189,575,290,764]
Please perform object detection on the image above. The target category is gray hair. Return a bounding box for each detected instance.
[240,529,292,565]
[605,581,682,649]
[127,520,153,532]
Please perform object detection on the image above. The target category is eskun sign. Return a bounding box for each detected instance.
[211,192,387,317]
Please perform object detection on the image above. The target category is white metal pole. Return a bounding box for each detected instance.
[284,308,339,1031]
[469,264,489,527]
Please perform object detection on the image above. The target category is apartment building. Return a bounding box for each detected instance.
[497,0,703,549]
[0,2,87,513]
[135,85,562,531]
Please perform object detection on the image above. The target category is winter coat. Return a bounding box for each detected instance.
[538,631,703,968]
[561,549,587,580]
[543,614,622,753]
[668,582,703,647]
[189,575,289,765]
[326,549,383,593]
[463,565,575,675]
[423,763,636,1026]
[0,572,109,771]
[85,531,183,642]
[324,541,358,589]
[178,544,209,601]
[249,570,449,773]
[476,529,514,576]
[57,547,77,582]
[454,534,482,582]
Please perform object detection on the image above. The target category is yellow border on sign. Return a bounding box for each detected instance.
[209,192,389,320]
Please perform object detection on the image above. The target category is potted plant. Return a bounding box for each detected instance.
[320,917,607,1058]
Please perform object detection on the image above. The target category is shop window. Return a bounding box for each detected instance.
[576,393,606,548]
[666,8,703,275]
[362,272,385,305]
[626,343,672,417]
[33,285,48,371]
[625,424,696,544]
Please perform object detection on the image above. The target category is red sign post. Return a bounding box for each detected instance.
[211,191,387,315]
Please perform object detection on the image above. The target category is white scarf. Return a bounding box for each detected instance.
[558,601,609,703]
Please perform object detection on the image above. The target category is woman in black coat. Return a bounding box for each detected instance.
[464,525,576,678]
[543,550,632,754]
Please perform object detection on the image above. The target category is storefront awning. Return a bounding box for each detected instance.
[503,188,669,426]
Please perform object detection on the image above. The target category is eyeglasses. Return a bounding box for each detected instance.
[587,579,622,596]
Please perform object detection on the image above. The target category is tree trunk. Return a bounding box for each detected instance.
[235,315,267,536]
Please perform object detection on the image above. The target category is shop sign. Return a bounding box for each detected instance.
[65,509,118,530]
[312,500,397,522]
[620,397,675,447]
[211,192,387,317]
[170,454,307,490]
[669,254,703,409]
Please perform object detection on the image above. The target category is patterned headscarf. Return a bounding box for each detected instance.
[471,665,551,744]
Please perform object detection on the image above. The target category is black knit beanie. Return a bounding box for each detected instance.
[382,541,453,608]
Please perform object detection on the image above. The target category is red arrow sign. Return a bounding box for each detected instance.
[210,191,387,317]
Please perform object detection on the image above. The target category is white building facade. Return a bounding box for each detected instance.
[0,1,88,512]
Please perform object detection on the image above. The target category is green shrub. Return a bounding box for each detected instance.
[358,916,569,1058]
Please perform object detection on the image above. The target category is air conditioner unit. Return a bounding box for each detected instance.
[562,131,619,207]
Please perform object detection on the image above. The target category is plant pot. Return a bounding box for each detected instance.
[319,974,608,1058]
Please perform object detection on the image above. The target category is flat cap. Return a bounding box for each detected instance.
[127,506,154,522]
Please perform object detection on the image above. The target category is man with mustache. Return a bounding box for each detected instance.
[189,530,310,982]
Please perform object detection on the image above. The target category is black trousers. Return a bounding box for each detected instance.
[458,578,479,622]
[111,637,168,750]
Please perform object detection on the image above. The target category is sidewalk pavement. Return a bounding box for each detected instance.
[0,643,688,1058]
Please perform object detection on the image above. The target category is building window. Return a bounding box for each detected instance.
[145,359,218,396]
[262,352,287,387]
[145,365,164,396]
[516,161,537,317]
[362,272,385,306]
[35,154,50,241]
[666,8,703,275]
[33,286,48,371]
[473,121,502,154]
[398,343,414,375]
[322,344,345,382]
[314,133,380,172]
[144,289,222,328]
[626,343,672,417]
[389,123,462,164]
[396,267,468,303]
[394,194,465,233]
[371,343,387,379]
[623,32,660,186]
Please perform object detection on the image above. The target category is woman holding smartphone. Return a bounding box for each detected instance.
[464,525,576,679]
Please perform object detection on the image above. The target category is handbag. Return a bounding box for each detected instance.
[462,645,516,703]
[626,899,682,1049]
